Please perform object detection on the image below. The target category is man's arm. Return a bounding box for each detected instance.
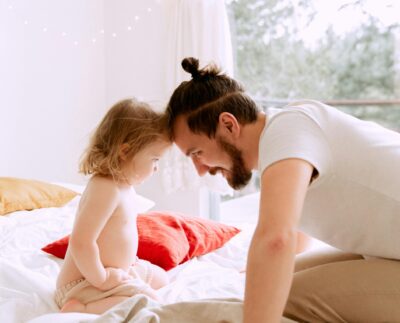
[296,231,312,254]
[243,158,313,323]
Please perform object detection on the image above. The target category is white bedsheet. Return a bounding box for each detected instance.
[0,195,255,323]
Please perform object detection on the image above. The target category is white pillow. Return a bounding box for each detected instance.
[134,193,155,212]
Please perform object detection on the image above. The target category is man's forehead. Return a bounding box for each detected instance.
[173,116,205,154]
[173,115,190,134]
[173,116,194,148]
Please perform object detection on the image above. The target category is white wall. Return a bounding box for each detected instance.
[102,0,210,216]
[0,0,209,216]
[0,0,106,184]
[0,0,167,183]
[103,0,168,107]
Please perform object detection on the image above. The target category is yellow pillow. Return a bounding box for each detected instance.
[0,177,79,215]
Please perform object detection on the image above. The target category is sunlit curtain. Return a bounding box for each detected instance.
[160,0,234,194]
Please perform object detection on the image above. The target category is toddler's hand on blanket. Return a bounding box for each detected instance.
[98,267,131,291]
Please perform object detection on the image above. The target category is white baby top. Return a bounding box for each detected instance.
[258,100,400,259]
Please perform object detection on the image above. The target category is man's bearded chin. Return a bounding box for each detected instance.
[209,138,252,190]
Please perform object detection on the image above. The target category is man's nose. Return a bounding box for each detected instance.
[192,158,209,177]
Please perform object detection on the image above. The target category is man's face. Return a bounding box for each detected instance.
[213,138,252,189]
[173,116,252,190]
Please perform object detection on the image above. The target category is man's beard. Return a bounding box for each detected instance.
[208,138,252,190]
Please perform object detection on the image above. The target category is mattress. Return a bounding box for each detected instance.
[0,190,255,323]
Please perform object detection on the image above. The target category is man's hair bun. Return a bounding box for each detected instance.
[181,57,200,79]
[181,57,222,81]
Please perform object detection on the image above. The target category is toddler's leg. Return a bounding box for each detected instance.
[61,296,129,315]
[130,260,169,289]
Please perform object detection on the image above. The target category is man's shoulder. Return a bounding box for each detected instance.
[266,100,341,132]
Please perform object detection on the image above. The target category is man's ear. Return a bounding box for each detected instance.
[119,143,130,161]
[218,112,240,139]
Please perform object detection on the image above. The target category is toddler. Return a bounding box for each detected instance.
[55,98,170,314]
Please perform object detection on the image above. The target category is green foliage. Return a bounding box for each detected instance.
[228,0,400,129]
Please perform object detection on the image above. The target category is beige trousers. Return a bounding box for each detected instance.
[284,247,400,323]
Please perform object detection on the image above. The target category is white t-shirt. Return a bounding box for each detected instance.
[258,100,400,259]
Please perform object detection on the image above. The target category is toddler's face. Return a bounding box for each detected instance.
[121,140,170,185]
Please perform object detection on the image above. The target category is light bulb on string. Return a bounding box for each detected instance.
[7,3,155,45]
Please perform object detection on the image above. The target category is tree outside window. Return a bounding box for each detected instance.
[224,0,400,199]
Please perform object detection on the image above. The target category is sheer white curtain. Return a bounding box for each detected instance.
[160,0,234,195]
[163,0,234,93]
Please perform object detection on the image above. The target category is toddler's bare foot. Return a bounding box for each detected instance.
[60,299,85,313]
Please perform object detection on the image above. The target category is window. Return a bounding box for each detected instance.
[220,0,400,225]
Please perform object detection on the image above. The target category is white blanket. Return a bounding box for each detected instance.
[0,195,251,322]
[82,296,243,323]
[0,193,297,323]
[29,295,296,323]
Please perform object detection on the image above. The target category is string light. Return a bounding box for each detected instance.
[5,2,157,47]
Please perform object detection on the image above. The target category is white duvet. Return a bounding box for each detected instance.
[0,193,255,323]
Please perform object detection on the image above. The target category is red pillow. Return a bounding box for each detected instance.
[42,211,240,270]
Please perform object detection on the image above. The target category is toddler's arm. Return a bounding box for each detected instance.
[69,177,120,288]
[98,267,131,290]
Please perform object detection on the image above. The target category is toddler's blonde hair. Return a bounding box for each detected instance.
[80,98,169,181]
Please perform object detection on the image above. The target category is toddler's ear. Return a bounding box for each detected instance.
[119,143,130,161]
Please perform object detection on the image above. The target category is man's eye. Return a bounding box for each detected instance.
[191,151,201,157]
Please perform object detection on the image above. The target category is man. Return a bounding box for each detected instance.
[165,57,400,323]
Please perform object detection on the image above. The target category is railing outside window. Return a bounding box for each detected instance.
[257,99,400,131]
[220,0,400,210]
[220,100,400,206]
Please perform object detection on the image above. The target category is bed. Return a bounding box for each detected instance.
[0,180,296,323]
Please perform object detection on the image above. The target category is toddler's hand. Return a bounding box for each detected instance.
[98,267,131,291]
